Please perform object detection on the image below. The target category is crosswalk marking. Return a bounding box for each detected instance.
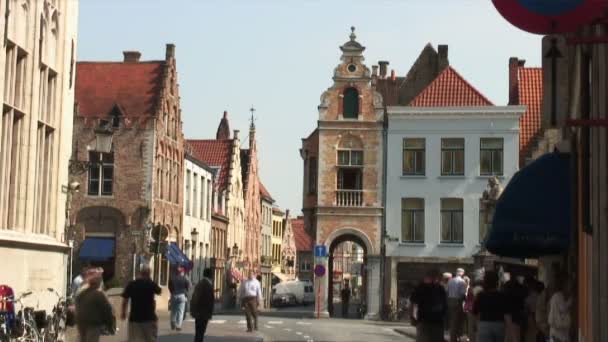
[284,328,292,332]
[296,321,312,325]
[303,336,310,339]
[238,320,246,324]
[264,325,273,329]
[268,320,283,324]
[296,332,303,335]
[210,320,226,324]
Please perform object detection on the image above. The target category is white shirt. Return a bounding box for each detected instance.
[548,292,571,342]
[71,275,84,296]
[240,278,262,300]
[447,275,467,299]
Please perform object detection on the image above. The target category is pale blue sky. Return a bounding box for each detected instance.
[77,0,542,214]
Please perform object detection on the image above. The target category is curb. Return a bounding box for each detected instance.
[394,328,417,339]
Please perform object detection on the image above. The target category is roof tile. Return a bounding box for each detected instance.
[259,182,274,202]
[76,61,165,117]
[517,67,543,157]
[291,218,312,252]
[409,66,493,107]
[186,139,234,190]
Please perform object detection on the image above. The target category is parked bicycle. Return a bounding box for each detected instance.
[43,288,69,342]
[3,291,41,342]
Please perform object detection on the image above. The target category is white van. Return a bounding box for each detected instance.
[273,280,315,305]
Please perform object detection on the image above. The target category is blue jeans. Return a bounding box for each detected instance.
[477,321,505,342]
[170,294,187,329]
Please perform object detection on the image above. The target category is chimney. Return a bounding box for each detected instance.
[372,65,379,77]
[123,51,141,63]
[223,110,228,119]
[390,69,396,81]
[378,61,389,78]
[233,129,240,140]
[438,44,449,69]
[166,43,175,60]
[508,57,525,105]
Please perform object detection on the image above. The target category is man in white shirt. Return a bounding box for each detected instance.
[446,268,467,342]
[239,271,262,332]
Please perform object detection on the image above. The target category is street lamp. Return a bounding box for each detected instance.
[69,122,114,175]
[191,229,199,280]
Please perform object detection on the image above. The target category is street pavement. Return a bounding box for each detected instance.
[66,306,415,342]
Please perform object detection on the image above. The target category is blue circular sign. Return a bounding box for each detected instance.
[314,264,326,277]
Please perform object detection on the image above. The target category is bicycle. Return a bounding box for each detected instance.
[11,291,40,342]
[43,288,69,342]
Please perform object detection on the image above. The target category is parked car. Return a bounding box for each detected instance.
[271,292,297,307]
[272,281,314,305]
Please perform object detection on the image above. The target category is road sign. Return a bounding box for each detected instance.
[151,224,168,242]
[314,245,327,258]
[314,264,326,277]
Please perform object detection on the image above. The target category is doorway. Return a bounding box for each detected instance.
[327,234,367,318]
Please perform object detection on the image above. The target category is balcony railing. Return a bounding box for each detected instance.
[336,189,363,207]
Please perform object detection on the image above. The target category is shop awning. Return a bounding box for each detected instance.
[79,238,115,261]
[165,243,192,270]
[485,152,571,258]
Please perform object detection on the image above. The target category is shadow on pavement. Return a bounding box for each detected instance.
[159,334,262,342]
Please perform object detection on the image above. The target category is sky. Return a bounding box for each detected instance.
[77,0,542,214]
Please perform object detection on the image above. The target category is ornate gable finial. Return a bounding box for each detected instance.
[350,26,356,41]
[249,106,256,129]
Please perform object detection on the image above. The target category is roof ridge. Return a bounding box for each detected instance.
[409,65,493,106]
[77,60,165,64]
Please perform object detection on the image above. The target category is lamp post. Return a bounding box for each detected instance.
[63,181,80,294]
[69,122,114,175]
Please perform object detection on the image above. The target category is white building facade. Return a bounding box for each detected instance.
[183,154,214,284]
[0,0,79,307]
[385,105,524,302]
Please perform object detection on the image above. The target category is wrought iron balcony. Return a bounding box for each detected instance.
[336,189,363,207]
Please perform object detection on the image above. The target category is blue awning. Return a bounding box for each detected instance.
[165,243,192,269]
[485,152,571,258]
[79,238,115,261]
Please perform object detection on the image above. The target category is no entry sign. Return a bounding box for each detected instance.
[492,0,608,34]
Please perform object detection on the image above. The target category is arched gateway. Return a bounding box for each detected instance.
[301,27,384,320]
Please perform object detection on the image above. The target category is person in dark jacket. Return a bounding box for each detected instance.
[190,268,215,342]
[75,270,114,342]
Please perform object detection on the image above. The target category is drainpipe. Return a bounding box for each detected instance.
[380,106,389,319]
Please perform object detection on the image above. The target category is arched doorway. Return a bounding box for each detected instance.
[328,234,367,318]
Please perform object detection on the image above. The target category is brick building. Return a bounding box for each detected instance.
[241,119,262,276]
[70,45,185,292]
[260,183,274,308]
[301,28,384,319]
[291,217,313,282]
[187,112,246,306]
[0,0,79,308]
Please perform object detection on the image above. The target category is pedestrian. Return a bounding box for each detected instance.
[524,279,543,342]
[71,265,90,297]
[548,276,572,342]
[447,268,467,342]
[190,268,215,342]
[503,275,528,342]
[409,268,447,342]
[473,270,509,342]
[463,276,476,342]
[75,269,114,342]
[121,265,162,342]
[169,266,192,331]
[340,281,351,318]
[239,271,262,332]
[535,282,552,342]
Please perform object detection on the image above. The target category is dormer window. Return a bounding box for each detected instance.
[347,64,357,73]
[343,87,359,119]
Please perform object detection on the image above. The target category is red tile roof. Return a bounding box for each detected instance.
[186,140,234,190]
[75,61,165,117]
[259,182,274,202]
[517,67,543,156]
[291,218,312,252]
[409,66,493,107]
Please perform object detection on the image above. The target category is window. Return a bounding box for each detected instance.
[337,150,363,166]
[403,138,425,175]
[337,168,362,190]
[441,138,465,175]
[343,87,359,119]
[301,261,312,271]
[401,198,424,242]
[207,179,212,220]
[441,198,464,244]
[200,176,205,220]
[308,157,317,194]
[88,152,114,196]
[185,170,191,215]
[192,173,198,218]
[480,138,503,175]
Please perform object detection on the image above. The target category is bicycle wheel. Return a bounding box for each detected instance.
[16,322,39,342]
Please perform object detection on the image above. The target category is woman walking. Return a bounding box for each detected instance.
[473,271,510,342]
